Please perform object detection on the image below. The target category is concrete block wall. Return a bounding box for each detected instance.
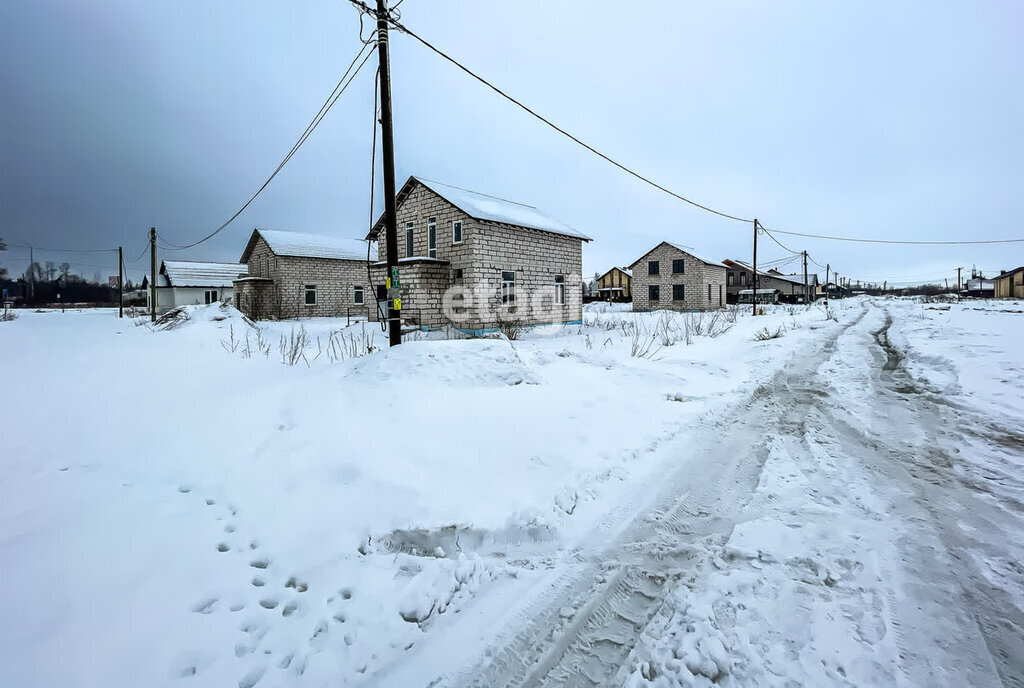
[239,236,372,320]
[374,181,585,331]
[631,243,726,312]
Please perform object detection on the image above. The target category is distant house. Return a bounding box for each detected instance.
[962,270,995,298]
[595,267,632,301]
[142,260,246,315]
[366,176,591,333]
[629,242,726,312]
[994,267,1024,299]
[234,228,372,320]
[722,260,817,304]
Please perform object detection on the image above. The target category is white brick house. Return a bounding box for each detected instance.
[142,260,246,315]
[367,176,591,333]
[629,242,726,312]
[233,228,373,320]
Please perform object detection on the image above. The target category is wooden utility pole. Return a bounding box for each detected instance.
[28,245,34,303]
[802,251,808,303]
[149,227,157,323]
[752,219,758,315]
[118,246,124,318]
[376,0,402,347]
[956,266,963,295]
[825,263,830,298]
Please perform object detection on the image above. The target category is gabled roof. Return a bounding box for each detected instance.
[628,241,727,270]
[597,266,632,280]
[996,266,1024,279]
[160,260,245,288]
[369,176,591,241]
[241,228,369,262]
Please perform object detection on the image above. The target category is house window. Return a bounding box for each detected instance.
[452,220,463,245]
[354,286,364,304]
[708,284,712,301]
[648,260,659,275]
[648,284,660,302]
[304,284,317,306]
[452,268,464,285]
[554,274,565,305]
[727,272,735,286]
[204,290,218,304]
[673,284,685,301]
[740,272,747,286]
[672,259,685,274]
[501,270,515,304]
[405,222,414,258]
[427,217,437,258]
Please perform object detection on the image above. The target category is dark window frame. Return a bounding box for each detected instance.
[673,284,685,301]
[672,259,685,274]
[304,284,317,306]
[648,260,660,275]
[648,284,660,302]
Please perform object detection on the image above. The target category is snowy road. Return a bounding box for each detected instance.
[389,301,1024,687]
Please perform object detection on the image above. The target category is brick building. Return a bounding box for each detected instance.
[366,176,591,333]
[629,242,726,312]
[233,228,372,320]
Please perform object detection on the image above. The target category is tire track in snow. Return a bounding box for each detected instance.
[447,310,868,688]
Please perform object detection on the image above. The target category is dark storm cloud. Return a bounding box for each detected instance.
[2,0,1022,285]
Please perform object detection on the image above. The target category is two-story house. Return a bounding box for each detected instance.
[366,176,591,334]
[629,242,726,312]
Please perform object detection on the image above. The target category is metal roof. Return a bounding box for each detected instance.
[370,176,592,241]
[629,242,727,270]
[161,261,246,288]
[244,229,370,261]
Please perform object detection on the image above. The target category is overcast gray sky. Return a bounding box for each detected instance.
[1,0,1022,286]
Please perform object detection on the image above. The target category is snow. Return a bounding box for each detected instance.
[664,242,727,269]
[414,177,591,241]
[162,260,247,288]
[253,228,370,261]
[2,297,1021,687]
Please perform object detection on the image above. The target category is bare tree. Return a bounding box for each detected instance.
[44,261,58,281]
[59,262,71,279]
[23,262,42,283]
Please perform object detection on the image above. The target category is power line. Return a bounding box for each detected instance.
[5,243,117,254]
[158,41,376,251]
[351,1,754,224]
[762,226,1024,246]
[351,1,1024,249]
[759,227,801,255]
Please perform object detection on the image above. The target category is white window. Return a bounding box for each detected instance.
[554,274,565,305]
[304,284,317,306]
[501,270,515,304]
[427,217,436,258]
[354,286,364,304]
[204,289,218,304]
[452,220,463,245]
[405,222,414,258]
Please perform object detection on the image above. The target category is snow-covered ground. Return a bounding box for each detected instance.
[1,297,1021,687]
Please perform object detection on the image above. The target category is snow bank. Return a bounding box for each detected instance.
[0,301,845,687]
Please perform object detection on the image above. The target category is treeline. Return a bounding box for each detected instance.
[1,260,120,305]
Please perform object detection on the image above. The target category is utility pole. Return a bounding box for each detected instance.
[752,219,758,316]
[118,246,124,318]
[802,251,808,304]
[149,227,157,323]
[883,280,887,293]
[376,0,402,347]
[956,267,963,295]
[29,245,34,303]
[825,263,830,298]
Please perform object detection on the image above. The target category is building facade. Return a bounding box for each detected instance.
[367,176,590,333]
[994,267,1024,299]
[143,260,246,315]
[629,242,726,312]
[595,267,632,301]
[722,259,817,304]
[234,229,372,320]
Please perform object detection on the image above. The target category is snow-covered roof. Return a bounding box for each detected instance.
[161,261,246,288]
[629,242,726,270]
[371,176,591,241]
[244,229,369,261]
